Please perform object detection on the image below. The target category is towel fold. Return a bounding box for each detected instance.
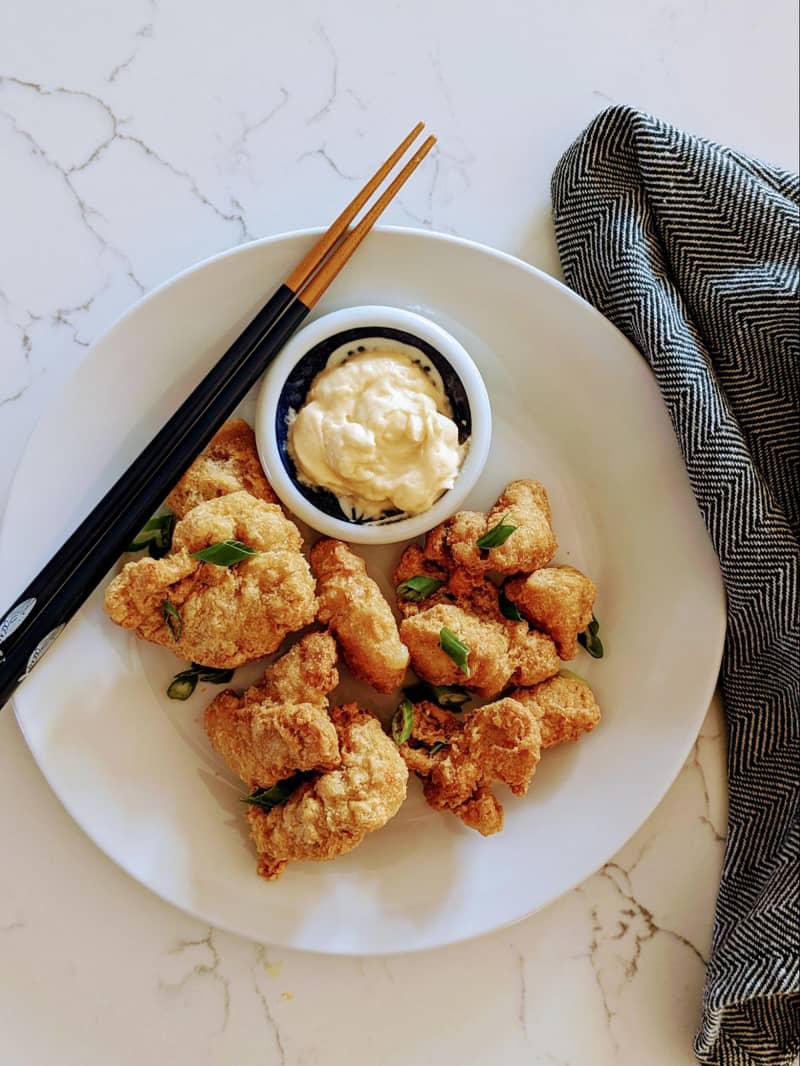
[551,106,799,1066]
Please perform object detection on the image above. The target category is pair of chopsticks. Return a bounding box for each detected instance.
[0,123,436,709]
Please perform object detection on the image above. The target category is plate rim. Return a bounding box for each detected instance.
[2,225,726,954]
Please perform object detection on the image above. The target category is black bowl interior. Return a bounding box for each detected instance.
[276,325,472,525]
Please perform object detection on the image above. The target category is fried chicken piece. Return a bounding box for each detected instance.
[105,492,316,668]
[399,589,560,698]
[246,630,338,708]
[400,603,510,698]
[399,698,542,835]
[247,703,408,879]
[204,633,340,789]
[506,622,563,687]
[511,674,601,748]
[166,419,277,517]
[424,480,557,576]
[396,548,560,688]
[311,539,409,693]
[393,544,450,619]
[505,565,596,660]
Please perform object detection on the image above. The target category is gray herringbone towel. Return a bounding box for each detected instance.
[552,107,799,1066]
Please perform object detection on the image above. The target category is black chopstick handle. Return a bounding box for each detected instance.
[0,290,310,709]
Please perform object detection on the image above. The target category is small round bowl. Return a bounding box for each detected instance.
[255,305,492,544]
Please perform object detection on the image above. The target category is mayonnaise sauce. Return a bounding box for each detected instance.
[288,344,465,520]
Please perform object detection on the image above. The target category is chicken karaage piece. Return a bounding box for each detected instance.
[105,491,316,668]
[399,698,542,835]
[398,574,560,698]
[204,633,340,789]
[510,674,601,748]
[311,539,409,693]
[247,703,408,879]
[166,419,278,517]
[504,565,596,659]
[423,480,557,577]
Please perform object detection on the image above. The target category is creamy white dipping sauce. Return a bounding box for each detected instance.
[288,343,466,520]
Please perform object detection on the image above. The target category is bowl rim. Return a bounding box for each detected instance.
[254,304,492,544]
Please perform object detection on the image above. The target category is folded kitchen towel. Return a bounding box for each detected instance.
[551,106,799,1066]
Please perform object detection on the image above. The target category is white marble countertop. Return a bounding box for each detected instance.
[0,2,797,1064]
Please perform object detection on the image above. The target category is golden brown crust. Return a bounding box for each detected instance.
[399,697,542,835]
[311,539,409,694]
[203,633,341,789]
[422,480,557,577]
[400,603,511,697]
[505,565,596,660]
[247,703,408,879]
[205,693,340,790]
[104,492,316,668]
[510,674,601,748]
[166,419,278,517]
[244,630,339,708]
[399,597,560,699]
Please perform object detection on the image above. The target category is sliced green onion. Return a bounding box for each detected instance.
[396,575,444,602]
[577,614,604,659]
[391,699,414,745]
[403,681,471,710]
[192,663,235,684]
[161,600,183,641]
[558,668,589,684]
[476,514,517,551]
[166,662,234,699]
[241,773,309,811]
[499,590,523,621]
[429,741,449,756]
[126,513,175,558]
[167,673,197,700]
[439,626,471,676]
[191,539,259,566]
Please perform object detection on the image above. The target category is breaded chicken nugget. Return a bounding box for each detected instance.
[424,480,557,576]
[247,703,408,879]
[206,696,339,790]
[167,419,277,517]
[399,697,542,835]
[400,603,510,698]
[510,674,601,748]
[204,633,340,789]
[311,539,409,693]
[392,544,450,619]
[396,550,561,690]
[105,492,316,668]
[399,588,560,698]
[248,630,338,708]
[504,565,596,660]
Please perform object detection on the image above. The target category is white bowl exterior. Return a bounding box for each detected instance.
[0,227,726,955]
[255,305,492,544]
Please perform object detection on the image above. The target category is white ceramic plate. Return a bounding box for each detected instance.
[0,228,725,955]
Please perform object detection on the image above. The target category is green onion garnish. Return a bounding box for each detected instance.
[499,590,523,621]
[161,600,183,641]
[127,513,175,558]
[166,662,235,700]
[403,681,471,710]
[439,626,471,676]
[476,514,517,551]
[166,673,197,700]
[577,615,604,659]
[396,575,444,602]
[391,699,414,745]
[191,540,259,566]
[429,741,449,756]
[241,773,310,811]
[558,668,589,684]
